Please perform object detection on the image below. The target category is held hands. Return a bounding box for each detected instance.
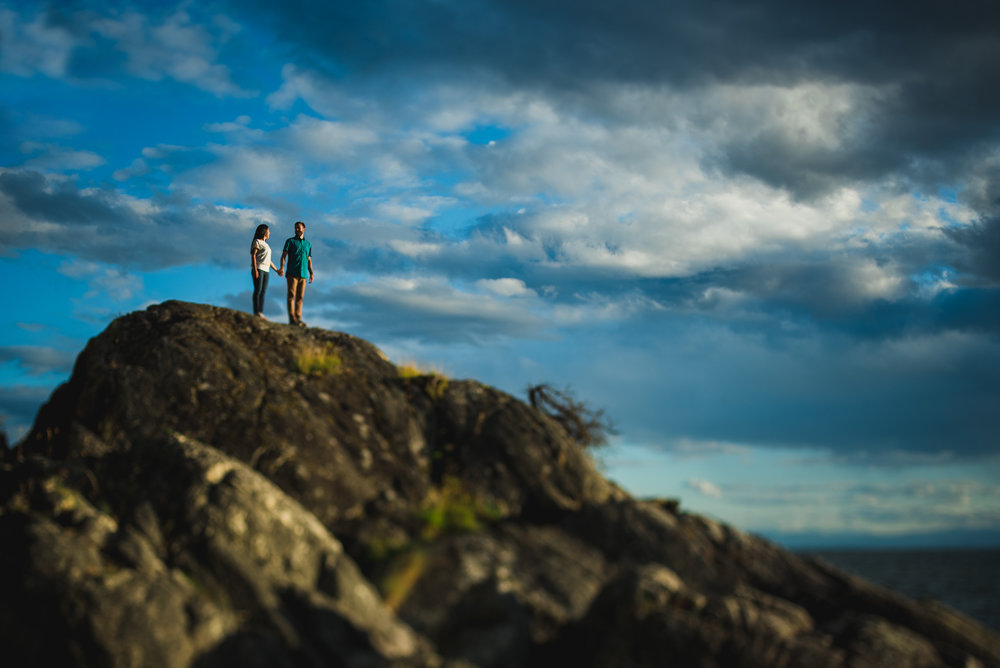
[277,268,284,277]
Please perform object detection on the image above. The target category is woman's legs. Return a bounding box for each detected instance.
[252,272,260,315]
[252,270,269,315]
[259,270,269,316]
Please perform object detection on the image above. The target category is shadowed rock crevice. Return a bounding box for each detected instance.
[3,301,998,667]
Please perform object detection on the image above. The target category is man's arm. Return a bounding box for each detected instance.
[279,249,287,274]
[307,255,314,283]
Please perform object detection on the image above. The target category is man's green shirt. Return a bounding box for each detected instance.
[283,237,312,278]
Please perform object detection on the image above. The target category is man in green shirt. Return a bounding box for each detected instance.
[278,221,314,326]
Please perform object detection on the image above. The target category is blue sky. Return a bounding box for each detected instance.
[2,0,999,548]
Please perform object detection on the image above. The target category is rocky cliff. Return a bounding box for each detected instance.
[2,300,998,667]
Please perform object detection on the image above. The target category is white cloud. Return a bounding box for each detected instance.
[58,259,143,300]
[20,142,105,171]
[694,81,883,153]
[374,201,435,225]
[350,276,523,318]
[93,9,251,96]
[0,6,249,96]
[913,269,957,300]
[721,478,1000,535]
[427,86,931,279]
[213,205,278,229]
[475,278,537,298]
[287,115,379,158]
[847,259,907,301]
[388,240,444,258]
[204,115,253,133]
[863,190,977,238]
[550,292,663,326]
[687,478,724,498]
[20,114,85,138]
[112,158,150,181]
[0,8,77,77]
[267,64,359,116]
[338,275,550,340]
[177,145,302,199]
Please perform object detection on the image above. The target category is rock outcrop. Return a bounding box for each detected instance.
[2,300,998,667]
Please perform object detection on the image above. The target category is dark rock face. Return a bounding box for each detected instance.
[2,301,998,667]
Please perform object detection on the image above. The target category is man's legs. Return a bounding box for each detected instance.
[286,276,302,324]
[286,276,306,324]
[294,278,306,324]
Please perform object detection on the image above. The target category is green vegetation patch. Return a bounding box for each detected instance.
[364,476,504,564]
[424,375,448,401]
[379,548,428,612]
[417,475,504,542]
[397,362,425,379]
[373,476,505,610]
[397,360,448,378]
[398,361,450,400]
[296,343,343,376]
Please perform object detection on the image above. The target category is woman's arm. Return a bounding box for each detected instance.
[251,244,258,278]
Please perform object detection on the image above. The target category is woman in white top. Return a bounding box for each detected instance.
[251,224,282,318]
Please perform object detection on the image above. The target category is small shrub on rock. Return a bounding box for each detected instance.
[527,383,616,450]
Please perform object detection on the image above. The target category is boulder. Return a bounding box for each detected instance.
[3,301,998,667]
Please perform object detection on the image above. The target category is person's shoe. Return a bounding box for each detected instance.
[296,320,308,327]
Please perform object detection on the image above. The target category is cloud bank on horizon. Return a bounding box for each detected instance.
[2,0,998,541]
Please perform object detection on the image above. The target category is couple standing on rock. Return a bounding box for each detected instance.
[250,221,315,326]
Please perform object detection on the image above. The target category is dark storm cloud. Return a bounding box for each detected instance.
[0,170,122,225]
[700,263,1000,336]
[947,217,1000,285]
[573,309,1000,459]
[0,385,52,438]
[0,346,75,375]
[930,160,1000,284]
[0,169,271,269]
[236,0,999,199]
[237,0,999,89]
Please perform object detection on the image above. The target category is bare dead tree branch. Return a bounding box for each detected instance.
[527,383,616,449]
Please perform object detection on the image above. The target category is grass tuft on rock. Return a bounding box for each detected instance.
[296,344,342,376]
[418,475,504,542]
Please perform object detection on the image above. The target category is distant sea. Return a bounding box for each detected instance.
[798,548,1000,632]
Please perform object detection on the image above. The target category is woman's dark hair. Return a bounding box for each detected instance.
[253,224,269,240]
